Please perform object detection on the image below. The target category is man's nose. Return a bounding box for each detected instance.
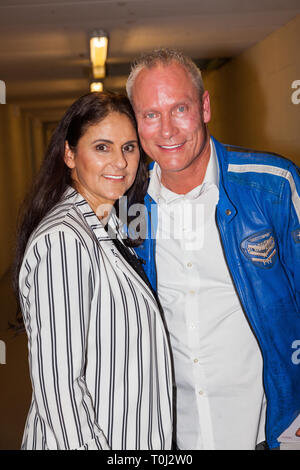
[160,114,178,140]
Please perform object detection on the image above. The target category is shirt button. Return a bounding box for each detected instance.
[193,358,198,363]
[225,209,232,216]
[187,262,193,268]
[198,390,204,396]
[189,290,195,295]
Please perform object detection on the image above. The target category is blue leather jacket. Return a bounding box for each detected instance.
[134,136,300,449]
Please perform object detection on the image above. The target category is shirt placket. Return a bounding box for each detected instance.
[182,200,215,450]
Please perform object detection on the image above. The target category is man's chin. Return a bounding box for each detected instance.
[158,161,189,173]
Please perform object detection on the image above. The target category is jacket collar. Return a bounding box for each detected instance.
[211,136,237,222]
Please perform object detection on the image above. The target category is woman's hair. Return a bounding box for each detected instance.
[13,91,148,294]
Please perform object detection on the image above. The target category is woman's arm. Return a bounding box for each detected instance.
[20,230,110,450]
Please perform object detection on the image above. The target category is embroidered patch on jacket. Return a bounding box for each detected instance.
[291,227,300,244]
[240,230,277,268]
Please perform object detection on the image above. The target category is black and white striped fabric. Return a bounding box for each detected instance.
[19,187,173,450]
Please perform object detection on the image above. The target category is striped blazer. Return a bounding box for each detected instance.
[19,187,173,450]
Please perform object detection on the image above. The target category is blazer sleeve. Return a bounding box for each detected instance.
[20,230,110,450]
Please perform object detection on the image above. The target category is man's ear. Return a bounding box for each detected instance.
[64,141,76,169]
[202,90,211,125]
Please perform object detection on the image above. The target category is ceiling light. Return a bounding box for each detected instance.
[93,65,106,79]
[90,30,108,79]
[90,81,103,93]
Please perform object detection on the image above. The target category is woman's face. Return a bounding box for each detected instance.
[64,112,140,214]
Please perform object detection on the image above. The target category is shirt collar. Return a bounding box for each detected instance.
[148,138,219,203]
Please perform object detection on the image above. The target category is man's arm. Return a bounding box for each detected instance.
[280,162,300,309]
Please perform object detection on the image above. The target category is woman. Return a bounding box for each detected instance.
[14,92,173,450]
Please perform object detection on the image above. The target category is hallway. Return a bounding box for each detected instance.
[0,1,299,449]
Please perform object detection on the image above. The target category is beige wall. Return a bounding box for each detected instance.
[0,106,32,281]
[204,14,300,165]
[0,105,45,449]
[0,330,31,450]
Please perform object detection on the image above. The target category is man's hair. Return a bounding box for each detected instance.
[126,48,204,103]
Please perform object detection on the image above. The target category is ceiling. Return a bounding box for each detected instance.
[1,0,300,113]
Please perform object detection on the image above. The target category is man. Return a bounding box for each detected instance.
[126,48,300,450]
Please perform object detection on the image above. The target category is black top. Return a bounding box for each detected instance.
[111,237,154,293]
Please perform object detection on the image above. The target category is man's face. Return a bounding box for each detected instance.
[132,63,211,177]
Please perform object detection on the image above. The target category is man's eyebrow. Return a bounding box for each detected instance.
[136,98,194,113]
[135,107,158,114]
[172,98,193,105]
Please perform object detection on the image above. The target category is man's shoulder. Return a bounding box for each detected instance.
[215,140,299,197]
[221,142,296,171]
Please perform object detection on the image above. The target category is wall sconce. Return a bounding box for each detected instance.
[0,80,6,104]
[90,30,108,79]
[90,81,103,93]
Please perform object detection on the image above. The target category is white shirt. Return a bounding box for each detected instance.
[148,140,266,450]
[19,187,173,450]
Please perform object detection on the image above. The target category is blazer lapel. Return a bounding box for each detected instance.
[71,189,161,315]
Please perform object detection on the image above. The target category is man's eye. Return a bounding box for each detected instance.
[146,112,157,119]
[177,105,186,113]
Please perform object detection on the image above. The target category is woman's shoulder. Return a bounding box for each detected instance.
[26,188,95,253]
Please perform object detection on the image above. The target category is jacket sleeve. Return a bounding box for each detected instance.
[280,162,300,310]
[20,231,110,450]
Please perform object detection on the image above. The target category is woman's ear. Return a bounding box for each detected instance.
[64,141,76,169]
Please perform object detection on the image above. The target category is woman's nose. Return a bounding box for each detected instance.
[113,150,127,169]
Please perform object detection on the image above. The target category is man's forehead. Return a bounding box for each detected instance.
[132,62,198,108]
[135,62,190,86]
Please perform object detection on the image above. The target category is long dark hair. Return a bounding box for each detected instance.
[13,91,148,294]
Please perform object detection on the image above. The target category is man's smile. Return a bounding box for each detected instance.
[158,142,185,150]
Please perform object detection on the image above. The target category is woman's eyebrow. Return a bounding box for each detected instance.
[91,138,113,144]
[91,139,138,145]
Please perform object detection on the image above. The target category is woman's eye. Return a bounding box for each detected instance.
[96,144,108,151]
[122,144,135,153]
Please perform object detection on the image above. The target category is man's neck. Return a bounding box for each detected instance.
[160,135,211,195]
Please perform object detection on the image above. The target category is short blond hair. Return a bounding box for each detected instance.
[126,48,204,103]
